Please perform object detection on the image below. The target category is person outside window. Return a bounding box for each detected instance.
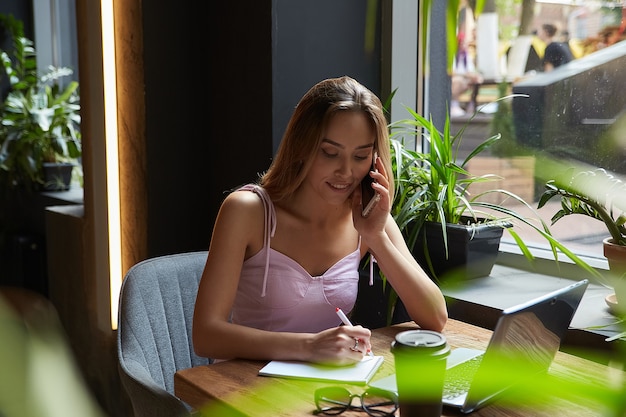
[192,76,448,366]
[450,1,483,117]
[539,23,574,72]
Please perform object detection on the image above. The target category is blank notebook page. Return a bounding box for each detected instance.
[258,356,384,385]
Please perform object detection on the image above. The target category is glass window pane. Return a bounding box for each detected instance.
[453,1,625,262]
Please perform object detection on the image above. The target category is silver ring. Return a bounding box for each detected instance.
[351,338,359,351]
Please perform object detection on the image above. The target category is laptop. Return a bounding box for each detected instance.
[370,279,589,414]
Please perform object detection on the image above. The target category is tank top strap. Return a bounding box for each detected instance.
[355,236,375,287]
[237,184,275,296]
[369,253,376,286]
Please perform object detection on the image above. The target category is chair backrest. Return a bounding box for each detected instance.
[117,251,211,417]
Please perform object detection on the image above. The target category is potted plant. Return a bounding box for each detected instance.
[388,100,555,283]
[0,14,81,192]
[538,166,626,312]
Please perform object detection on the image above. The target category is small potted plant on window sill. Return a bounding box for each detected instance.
[0,14,81,192]
[538,166,626,314]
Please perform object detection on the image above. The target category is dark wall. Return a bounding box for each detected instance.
[143,2,273,257]
[143,1,383,258]
[272,0,382,152]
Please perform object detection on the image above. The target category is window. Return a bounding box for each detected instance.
[441,1,625,266]
[33,0,79,87]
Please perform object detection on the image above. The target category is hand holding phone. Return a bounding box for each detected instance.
[361,151,381,217]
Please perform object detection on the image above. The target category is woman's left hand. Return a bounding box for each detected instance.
[351,155,390,239]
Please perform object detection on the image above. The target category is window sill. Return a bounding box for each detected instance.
[39,186,84,205]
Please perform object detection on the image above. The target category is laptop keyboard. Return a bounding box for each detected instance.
[442,354,484,400]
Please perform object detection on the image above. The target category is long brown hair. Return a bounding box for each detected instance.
[261,76,393,202]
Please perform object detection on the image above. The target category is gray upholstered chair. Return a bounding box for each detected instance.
[117,251,212,417]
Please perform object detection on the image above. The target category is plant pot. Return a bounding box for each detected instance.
[42,162,74,191]
[413,219,508,283]
[604,237,626,314]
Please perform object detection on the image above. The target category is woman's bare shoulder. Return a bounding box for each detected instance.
[222,188,265,210]
[215,188,267,256]
[217,188,266,230]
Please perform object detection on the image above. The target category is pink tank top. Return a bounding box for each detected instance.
[231,184,361,333]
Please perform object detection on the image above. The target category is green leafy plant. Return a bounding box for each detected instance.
[537,165,626,310]
[538,167,626,247]
[0,14,81,190]
[388,99,550,263]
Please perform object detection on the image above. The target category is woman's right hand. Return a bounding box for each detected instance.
[307,325,372,366]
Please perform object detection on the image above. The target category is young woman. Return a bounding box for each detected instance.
[193,76,447,365]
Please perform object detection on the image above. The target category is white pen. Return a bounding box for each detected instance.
[335,307,374,356]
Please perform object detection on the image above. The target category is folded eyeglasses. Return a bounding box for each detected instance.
[313,386,398,416]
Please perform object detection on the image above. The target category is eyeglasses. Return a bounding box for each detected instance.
[313,386,398,416]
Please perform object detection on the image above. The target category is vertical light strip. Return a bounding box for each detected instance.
[101,0,122,329]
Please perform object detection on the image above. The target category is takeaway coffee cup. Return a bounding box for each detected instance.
[391,330,450,417]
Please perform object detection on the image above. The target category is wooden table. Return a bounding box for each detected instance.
[175,320,624,416]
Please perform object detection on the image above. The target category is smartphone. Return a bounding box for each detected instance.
[361,151,381,217]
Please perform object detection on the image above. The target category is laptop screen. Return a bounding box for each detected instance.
[465,279,588,412]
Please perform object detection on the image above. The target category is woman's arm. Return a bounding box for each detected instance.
[371,216,448,332]
[192,191,372,364]
[353,158,448,332]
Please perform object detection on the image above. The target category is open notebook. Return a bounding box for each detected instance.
[259,355,384,385]
[370,279,588,413]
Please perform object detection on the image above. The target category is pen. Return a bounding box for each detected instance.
[335,307,374,356]
[335,307,352,326]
